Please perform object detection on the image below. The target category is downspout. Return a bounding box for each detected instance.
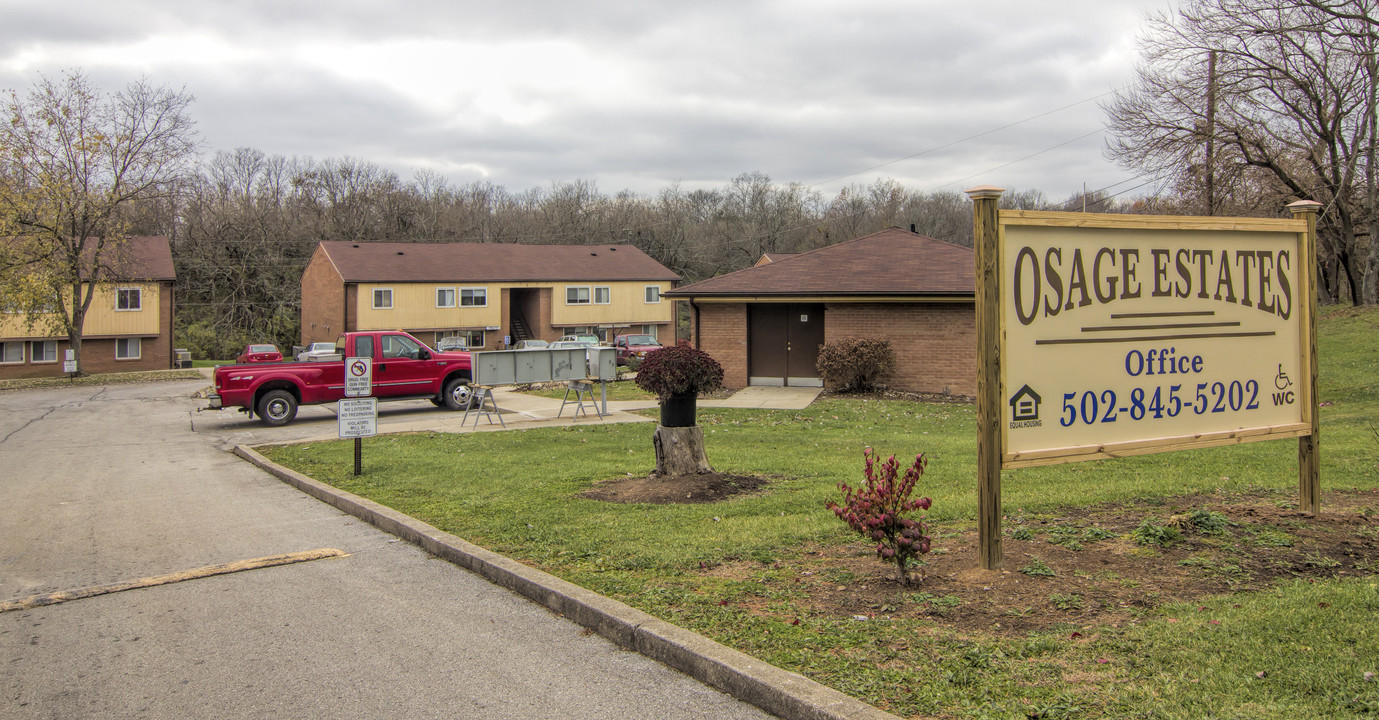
[689,298,700,348]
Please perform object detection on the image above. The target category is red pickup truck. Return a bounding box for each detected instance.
[207,330,473,426]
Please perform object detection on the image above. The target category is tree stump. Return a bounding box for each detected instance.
[652,425,713,477]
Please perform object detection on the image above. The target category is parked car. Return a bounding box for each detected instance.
[613,334,662,365]
[549,340,594,349]
[558,334,602,345]
[236,344,283,364]
[512,339,549,350]
[296,342,339,361]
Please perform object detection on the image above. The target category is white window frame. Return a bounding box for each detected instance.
[644,285,661,303]
[116,337,141,360]
[0,341,24,364]
[436,287,456,308]
[30,340,57,363]
[566,286,591,305]
[593,286,611,305]
[372,287,393,310]
[116,287,142,311]
[459,287,487,307]
[464,330,486,348]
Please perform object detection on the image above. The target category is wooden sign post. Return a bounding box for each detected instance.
[967,188,1321,571]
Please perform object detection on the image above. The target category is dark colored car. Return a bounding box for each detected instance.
[236,344,283,364]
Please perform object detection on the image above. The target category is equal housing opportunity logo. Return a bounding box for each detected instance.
[1008,384,1042,428]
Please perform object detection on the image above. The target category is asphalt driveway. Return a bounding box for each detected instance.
[0,379,774,719]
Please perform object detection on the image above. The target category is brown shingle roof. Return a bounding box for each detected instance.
[110,236,176,281]
[2,235,175,281]
[668,228,972,297]
[318,241,680,283]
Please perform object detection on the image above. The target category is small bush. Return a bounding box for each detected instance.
[816,337,896,393]
[633,345,724,399]
[826,448,933,585]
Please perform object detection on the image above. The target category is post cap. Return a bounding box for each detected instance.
[965,185,1006,200]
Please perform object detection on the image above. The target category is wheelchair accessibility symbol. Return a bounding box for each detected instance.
[1272,364,1295,406]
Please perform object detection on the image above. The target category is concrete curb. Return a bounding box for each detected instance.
[234,444,901,720]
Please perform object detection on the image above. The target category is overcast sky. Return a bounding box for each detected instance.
[1,0,1167,203]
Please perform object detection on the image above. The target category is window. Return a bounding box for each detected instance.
[638,325,659,341]
[372,288,393,309]
[436,287,456,308]
[593,286,611,304]
[355,336,375,359]
[1,341,23,364]
[116,287,142,311]
[566,286,591,305]
[436,330,485,350]
[644,285,661,303]
[459,288,487,307]
[30,341,57,363]
[381,334,424,359]
[116,338,141,360]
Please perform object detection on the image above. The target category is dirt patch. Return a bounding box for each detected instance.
[581,472,772,503]
[707,489,1379,635]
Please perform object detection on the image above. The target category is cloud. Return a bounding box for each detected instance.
[0,0,1161,200]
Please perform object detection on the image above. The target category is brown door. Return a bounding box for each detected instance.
[748,305,787,384]
[747,304,823,386]
[786,305,824,385]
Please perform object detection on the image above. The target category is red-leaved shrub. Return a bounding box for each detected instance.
[826,448,933,584]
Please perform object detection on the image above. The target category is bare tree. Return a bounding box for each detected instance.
[1104,0,1377,304]
[0,70,198,372]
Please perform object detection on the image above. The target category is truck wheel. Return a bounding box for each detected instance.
[257,389,298,426]
[443,378,474,410]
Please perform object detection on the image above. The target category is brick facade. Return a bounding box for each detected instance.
[823,302,976,397]
[692,303,749,388]
[690,300,976,396]
[300,246,347,345]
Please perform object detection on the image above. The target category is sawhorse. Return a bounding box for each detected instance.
[558,380,603,420]
[462,385,506,428]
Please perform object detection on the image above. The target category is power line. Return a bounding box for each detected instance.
[807,87,1124,189]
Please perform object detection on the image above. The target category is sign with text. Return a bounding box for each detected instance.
[338,397,377,438]
[344,357,372,397]
[998,213,1312,467]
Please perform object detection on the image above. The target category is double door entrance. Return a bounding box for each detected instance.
[747,304,824,387]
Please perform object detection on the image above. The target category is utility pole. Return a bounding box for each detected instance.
[1206,50,1217,216]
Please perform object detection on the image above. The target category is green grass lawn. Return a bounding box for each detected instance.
[262,305,1379,719]
[516,378,657,402]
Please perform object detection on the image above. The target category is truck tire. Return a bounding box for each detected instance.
[257,389,298,426]
[443,377,474,410]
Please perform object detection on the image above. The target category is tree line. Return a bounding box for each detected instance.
[135,151,1059,358]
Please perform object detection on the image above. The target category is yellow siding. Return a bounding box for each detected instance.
[0,283,160,338]
[355,283,502,330]
[551,281,673,325]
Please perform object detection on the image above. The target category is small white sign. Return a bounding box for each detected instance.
[63,361,77,373]
[338,397,377,438]
[344,356,372,397]
[65,349,75,362]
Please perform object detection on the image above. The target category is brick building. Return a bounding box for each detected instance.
[0,236,177,379]
[666,227,975,396]
[300,241,680,350]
